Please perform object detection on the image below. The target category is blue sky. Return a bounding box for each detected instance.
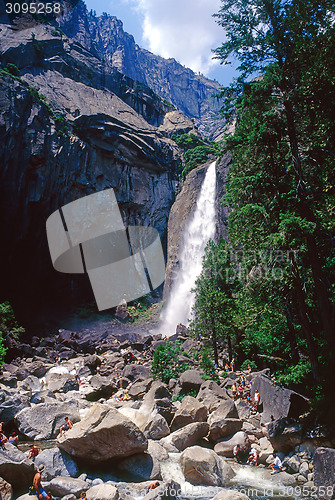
[84,0,238,86]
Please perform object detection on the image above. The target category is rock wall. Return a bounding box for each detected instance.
[0,23,191,324]
[163,154,231,297]
[57,1,226,138]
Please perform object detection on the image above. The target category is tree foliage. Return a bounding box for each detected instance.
[0,301,25,366]
[188,0,335,423]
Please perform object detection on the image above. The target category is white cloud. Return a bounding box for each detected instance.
[123,0,224,75]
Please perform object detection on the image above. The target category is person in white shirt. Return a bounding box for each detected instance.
[248,447,259,466]
[268,452,283,474]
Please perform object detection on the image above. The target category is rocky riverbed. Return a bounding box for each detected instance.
[0,325,334,500]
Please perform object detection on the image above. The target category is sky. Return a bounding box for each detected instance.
[84,0,238,86]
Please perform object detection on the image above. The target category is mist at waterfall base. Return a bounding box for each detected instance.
[160,161,217,336]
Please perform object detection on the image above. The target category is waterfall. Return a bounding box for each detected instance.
[160,161,216,336]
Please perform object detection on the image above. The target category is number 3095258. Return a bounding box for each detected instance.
[6,2,61,14]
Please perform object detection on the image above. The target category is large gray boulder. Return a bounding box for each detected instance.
[160,422,209,452]
[117,442,164,481]
[196,380,228,412]
[86,484,119,500]
[15,401,80,439]
[48,477,89,497]
[34,447,79,480]
[251,374,309,422]
[46,373,79,393]
[0,389,30,424]
[143,413,170,440]
[19,375,42,392]
[208,406,242,443]
[0,443,35,494]
[0,476,13,500]
[214,431,250,458]
[122,364,151,382]
[58,404,147,462]
[177,370,204,394]
[170,396,207,431]
[258,436,274,464]
[85,375,116,401]
[180,446,235,486]
[267,418,303,452]
[313,447,335,499]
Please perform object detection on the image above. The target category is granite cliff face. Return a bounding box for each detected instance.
[57,1,225,138]
[163,155,231,298]
[0,22,197,323]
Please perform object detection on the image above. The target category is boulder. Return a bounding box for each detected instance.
[214,431,250,458]
[299,461,309,479]
[83,354,101,371]
[180,446,235,486]
[313,447,335,499]
[170,396,207,431]
[46,373,79,393]
[160,422,209,452]
[0,443,35,494]
[267,418,303,452]
[0,373,17,388]
[212,491,251,500]
[58,404,148,462]
[197,380,228,412]
[142,480,180,500]
[0,389,30,424]
[235,400,250,420]
[177,370,203,394]
[34,447,79,480]
[122,364,151,382]
[48,477,89,497]
[19,375,42,392]
[285,454,302,473]
[258,437,274,464]
[129,380,153,399]
[117,446,162,481]
[0,476,13,500]
[30,390,56,404]
[85,375,116,401]
[208,408,242,443]
[86,483,119,500]
[251,374,309,422]
[15,401,80,440]
[143,413,170,440]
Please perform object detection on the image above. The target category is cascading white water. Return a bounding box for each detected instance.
[160,161,216,336]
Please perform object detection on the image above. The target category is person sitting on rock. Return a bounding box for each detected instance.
[28,444,40,459]
[248,447,259,466]
[8,431,18,446]
[59,416,73,437]
[0,431,7,449]
[79,492,86,499]
[268,452,283,474]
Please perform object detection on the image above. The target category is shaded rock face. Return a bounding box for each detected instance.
[0,443,35,495]
[34,447,79,481]
[0,23,183,322]
[313,447,335,499]
[251,374,309,423]
[164,155,231,298]
[57,404,148,462]
[57,2,225,138]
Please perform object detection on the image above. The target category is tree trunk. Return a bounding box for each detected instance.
[289,251,322,382]
[210,317,219,366]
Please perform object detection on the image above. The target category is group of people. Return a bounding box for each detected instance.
[230,380,261,413]
[233,444,283,474]
[0,422,19,450]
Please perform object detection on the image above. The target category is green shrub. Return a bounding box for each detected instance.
[172,389,198,402]
[0,301,25,366]
[240,359,258,372]
[200,347,219,382]
[151,340,191,383]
